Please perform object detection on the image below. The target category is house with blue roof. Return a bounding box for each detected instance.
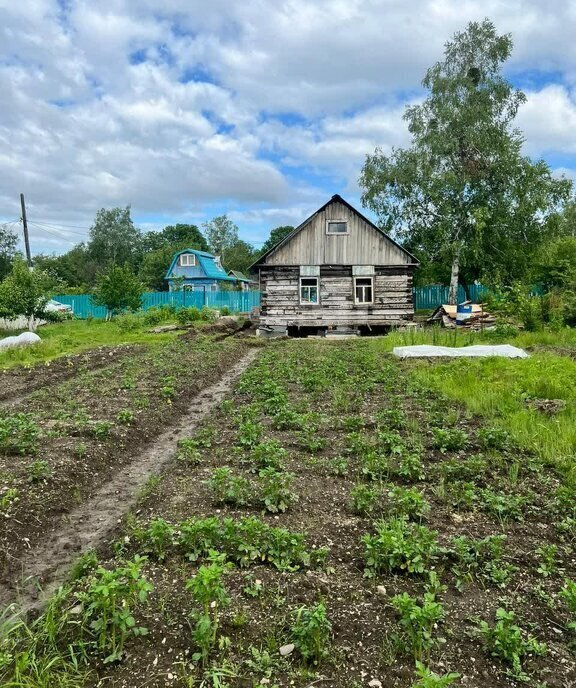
[165,249,239,292]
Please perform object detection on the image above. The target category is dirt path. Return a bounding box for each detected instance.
[0,349,259,615]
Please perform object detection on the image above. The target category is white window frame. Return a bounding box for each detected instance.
[326,219,348,235]
[354,276,374,304]
[300,276,320,305]
[179,253,196,267]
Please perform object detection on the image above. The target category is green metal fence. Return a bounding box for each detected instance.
[412,284,488,310]
[53,285,486,319]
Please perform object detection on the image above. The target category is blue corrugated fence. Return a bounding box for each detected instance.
[413,284,488,310]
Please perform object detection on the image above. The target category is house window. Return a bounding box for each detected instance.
[300,277,319,304]
[179,253,196,267]
[211,283,218,292]
[326,220,348,235]
[354,277,373,304]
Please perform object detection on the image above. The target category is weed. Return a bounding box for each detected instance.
[376,406,407,430]
[249,440,287,471]
[478,489,528,523]
[410,661,460,687]
[69,549,99,581]
[350,484,381,516]
[291,603,331,665]
[90,420,113,440]
[140,518,175,561]
[176,438,203,466]
[440,455,488,482]
[325,456,349,477]
[187,554,231,665]
[243,576,263,598]
[26,460,52,483]
[75,555,153,663]
[535,544,558,577]
[477,607,547,681]
[244,645,283,679]
[378,429,407,455]
[362,518,438,576]
[75,442,87,459]
[560,580,576,630]
[258,468,298,513]
[431,427,469,453]
[386,485,430,521]
[116,409,135,425]
[391,591,445,662]
[0,488,19,513]
[477,426,511,450]
[450,535,514,591]
[0,413,39,455]
[206,467,253,506]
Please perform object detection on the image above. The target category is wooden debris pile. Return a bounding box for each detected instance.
[428,301,496,329]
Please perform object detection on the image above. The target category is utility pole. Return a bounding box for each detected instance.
[20,193,32,268]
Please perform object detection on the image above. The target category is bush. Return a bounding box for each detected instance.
[115,312,143,332]
[176,306,201,325]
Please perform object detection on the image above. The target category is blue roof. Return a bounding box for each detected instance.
[165,249,237,281]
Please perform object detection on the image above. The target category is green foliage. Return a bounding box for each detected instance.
[0,413,39,455]
[186,554,231,665]
[560,580,576,630]
[87,206,141,269]
[476,426,511,450]
[134,516,326,572]
[116,409,135,425]
[535,545,558,578]
[410,662,460,687]
[391,592,445,662]
[93,265,143,317]
[26,460,52,483]
[202,215,239,257]
[362,518,438,576]
[534,235,576,290]
[176,438,203,466]
[431,427,469,453]
[236,419,262,449]
[89,420,113,440]
[258,468,298,513]
[139,518,175,561]
[360,19,571,294]
[386,485,430,521]
[450,535,513,591]
[75,555,153,663]
[258,225,294,256]
[350,484,380,516]
[176,306,202,325]
[248,440,287,471]
[477,608,547,681]
[291,603,332,665]
[0,223,17,281]
[0,258,53,327]
[478,488,528,522]
[0,487,19,512]
[206,467,253,506]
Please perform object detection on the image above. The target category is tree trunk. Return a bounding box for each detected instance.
[28,315,36,331]
[448,247,461,305]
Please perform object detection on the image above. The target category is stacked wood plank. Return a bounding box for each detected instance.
[428,303,496,329]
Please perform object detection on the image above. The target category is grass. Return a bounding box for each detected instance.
[408,352,576,483]
[0,319,178,369]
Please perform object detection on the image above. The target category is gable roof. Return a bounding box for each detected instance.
[165,249,237,281]
[250,194,419,268]
[227,270,252,282]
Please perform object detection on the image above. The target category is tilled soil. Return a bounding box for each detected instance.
[0,349,258,613]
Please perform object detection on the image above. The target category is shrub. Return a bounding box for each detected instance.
[477,608,547,681]
[0,413,40,455]
[200,306,218,322]
[362,518,438,576]
[114,312,143,332]
[176,306,201,325]
[291,603,332,665]
[391,591,445,662]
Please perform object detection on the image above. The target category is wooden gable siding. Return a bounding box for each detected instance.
[263,201,410,266]
[259,266,414,327]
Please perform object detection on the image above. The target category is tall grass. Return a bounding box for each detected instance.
[408,353,576,483]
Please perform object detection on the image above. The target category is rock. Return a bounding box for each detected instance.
[376,585,387,597]
[279,643,295,657]
[369,680,382,688]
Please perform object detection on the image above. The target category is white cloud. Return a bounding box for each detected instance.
[1,0,576,253]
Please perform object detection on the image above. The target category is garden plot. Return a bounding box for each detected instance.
[0,335,252,584]
[1,339,575,688]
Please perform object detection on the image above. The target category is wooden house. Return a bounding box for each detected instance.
[250,194,419,336]
[165,249,239,291]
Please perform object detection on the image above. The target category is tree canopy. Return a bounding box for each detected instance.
[202,215,239,256]
[0,224,18,281]
[0,258,53,330]
[92,265,143,318]
[360,19,572,302]
[87,206,141,269]
[259,225,295,256]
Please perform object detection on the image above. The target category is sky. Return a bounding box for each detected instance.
[1,0,576,255]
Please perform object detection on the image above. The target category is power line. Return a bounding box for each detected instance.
[27,222,77,245]
[31,219,92,231]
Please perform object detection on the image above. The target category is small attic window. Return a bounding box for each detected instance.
[326,220,348,235]
[179,253,196,267]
